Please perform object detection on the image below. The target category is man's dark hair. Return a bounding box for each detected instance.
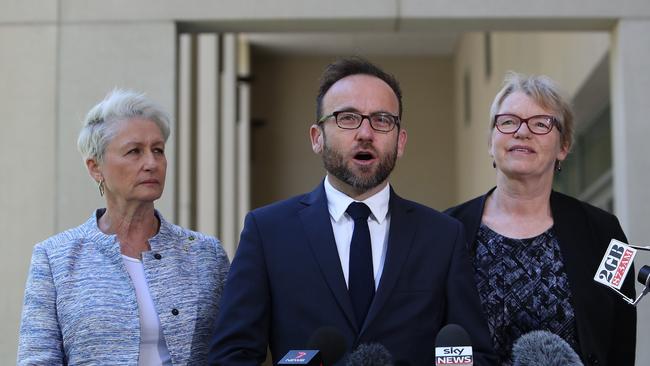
[316,57,403,120]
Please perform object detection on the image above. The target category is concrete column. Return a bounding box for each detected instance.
[197,34,220,236]
[0,24,58,361]
[237,34,251,244]
[610,18,650,365]
[220,34,238,259]
[177,33,194,228]
[611,19,650,243]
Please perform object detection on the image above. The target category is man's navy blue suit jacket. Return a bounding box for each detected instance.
[209,182,496,365]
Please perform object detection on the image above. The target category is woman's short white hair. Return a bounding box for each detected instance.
[77,89,171,162]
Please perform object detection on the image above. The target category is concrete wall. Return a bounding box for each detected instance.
[0,24,58,362]
[250,54,456,211]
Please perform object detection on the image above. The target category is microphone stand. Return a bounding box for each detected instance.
[628,244,650,251]
[609,282,650,306]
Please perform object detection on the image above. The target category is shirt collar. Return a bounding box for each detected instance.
[324,175,391,224]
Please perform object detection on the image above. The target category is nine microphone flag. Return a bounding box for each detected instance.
[278,350,321,365]
[594,239,637,290]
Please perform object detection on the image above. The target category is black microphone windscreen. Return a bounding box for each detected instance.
[512,330,583,366]
[307,326,347,366]
[638,265,650,287]
[346,343,393,366]
[435,323,472,347]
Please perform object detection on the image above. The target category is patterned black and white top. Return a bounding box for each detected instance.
[473,224,579,365]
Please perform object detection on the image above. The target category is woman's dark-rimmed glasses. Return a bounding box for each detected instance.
[494,114,561,135]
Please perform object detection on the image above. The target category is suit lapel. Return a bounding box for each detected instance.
[361,190,416,336]
[298,183,358,331]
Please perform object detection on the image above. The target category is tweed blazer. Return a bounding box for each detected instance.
[18,209,229,365]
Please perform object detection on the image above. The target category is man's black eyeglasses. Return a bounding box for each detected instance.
[318,111,400,132]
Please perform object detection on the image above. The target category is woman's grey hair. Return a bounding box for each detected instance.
[489,71,574,151]
[77,89,171,162]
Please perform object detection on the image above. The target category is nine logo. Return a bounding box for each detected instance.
[277,350,321,365]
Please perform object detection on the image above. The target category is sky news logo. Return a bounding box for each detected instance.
[435,346,473,365]
[594,239,637,290]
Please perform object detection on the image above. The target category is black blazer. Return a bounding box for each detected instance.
[446,188,637,366]
[209,182,497,365]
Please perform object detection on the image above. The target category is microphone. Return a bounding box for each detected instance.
[346,343,393,366]
[638,264,650,287]
[434,324,473,366]
[278,327,346,366]
[512,330,583,366]
[277,350,322,366]
[593,239,650,305]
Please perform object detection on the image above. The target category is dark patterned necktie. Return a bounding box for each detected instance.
[346,202,375,329]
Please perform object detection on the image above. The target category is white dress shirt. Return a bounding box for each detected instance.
[324,176,390,290]
[123,255,172,366]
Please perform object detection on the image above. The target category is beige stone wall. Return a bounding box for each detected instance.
[250,54,456,211]
[0,24,58,362]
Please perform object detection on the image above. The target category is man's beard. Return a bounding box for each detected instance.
[321,135,398,193]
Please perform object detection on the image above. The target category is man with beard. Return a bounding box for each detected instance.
[208,58,496,365]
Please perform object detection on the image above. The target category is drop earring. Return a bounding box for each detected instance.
[98,178,105,197]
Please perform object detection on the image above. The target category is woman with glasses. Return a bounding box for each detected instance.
[446,72,636,366]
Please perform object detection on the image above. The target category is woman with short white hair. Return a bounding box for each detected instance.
[18,89,229,365]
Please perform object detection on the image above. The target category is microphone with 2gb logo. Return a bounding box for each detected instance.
[593,238,650,306]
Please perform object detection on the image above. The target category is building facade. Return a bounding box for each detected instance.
[2,0,649,363]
